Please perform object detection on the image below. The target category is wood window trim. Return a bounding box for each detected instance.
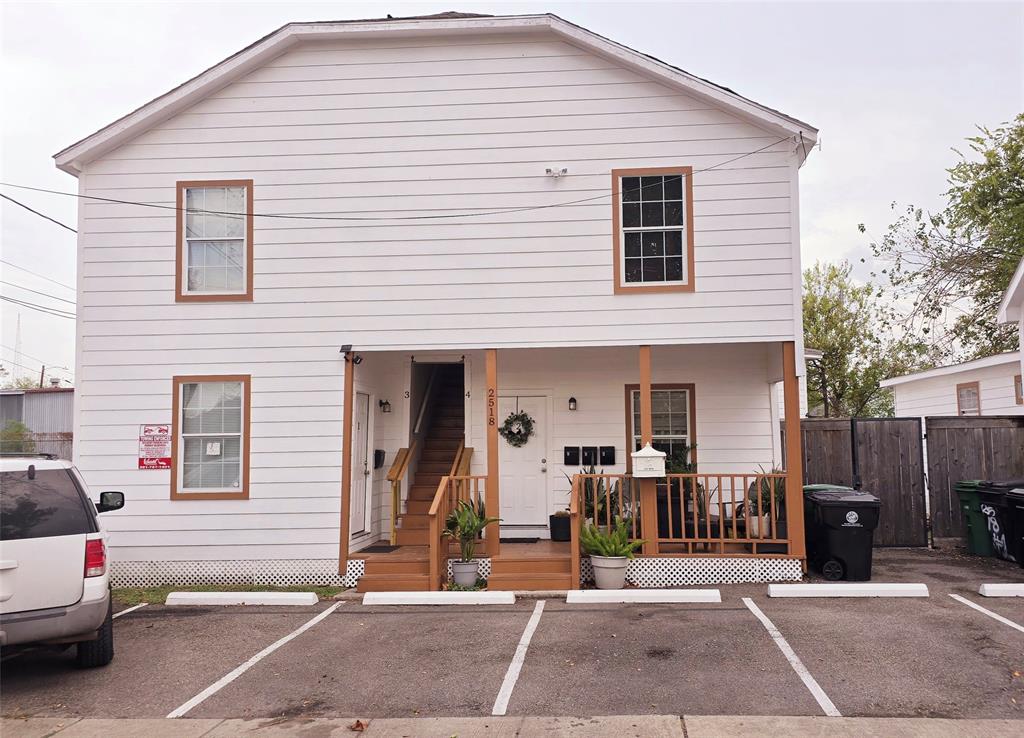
[955,380,981,416]
[1015,374,1023,405]
[175,180,254,302]
[611,166,695,295]
[623,382,697,473]
[170,374,251,500]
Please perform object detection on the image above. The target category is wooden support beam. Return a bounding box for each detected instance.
[638,345,657,555]
[485,348,501,557]
[782,341,807,562]
[339,352,356,570]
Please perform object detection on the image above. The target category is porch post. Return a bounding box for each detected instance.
[339,351,356,569]
[485,348,501,557]
[782,341,807,562]
[638,345,657,555]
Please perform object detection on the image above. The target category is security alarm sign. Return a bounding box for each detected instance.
[138,424,172,469]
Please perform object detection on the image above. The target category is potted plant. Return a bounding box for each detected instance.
[740,467,787,547]
[549,508,571,542]
[579,517,645,589]
[443,499,500,587]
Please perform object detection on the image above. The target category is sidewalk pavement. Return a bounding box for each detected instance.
[4,715,1023,737]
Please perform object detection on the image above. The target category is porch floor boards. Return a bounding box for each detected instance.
[354,540,571,562]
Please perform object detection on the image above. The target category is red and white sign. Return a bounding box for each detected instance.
[138,424,172,469]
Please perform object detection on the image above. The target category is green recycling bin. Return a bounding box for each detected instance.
[956,480,993,557]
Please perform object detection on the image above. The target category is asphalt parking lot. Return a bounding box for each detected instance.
[1,550,1021,723]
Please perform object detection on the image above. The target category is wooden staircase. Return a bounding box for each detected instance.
[486,556,573,591]
[356,376,464,593]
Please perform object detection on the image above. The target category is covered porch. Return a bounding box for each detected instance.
[339,342,806,591]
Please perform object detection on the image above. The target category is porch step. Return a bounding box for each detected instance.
[357,573,431,593]
[420,449,456,462]
[395,527,430,546]
[490,557,572,575]
[487,573,573,591]
[405,499,432,514]
[418,462,452,475]
[363,558,429,576]
[430,428,464,439]
[409,484,441,499]
[424,439,462,451]
[398,513,429,529]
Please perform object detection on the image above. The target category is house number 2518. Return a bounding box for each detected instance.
[487,388,496,426]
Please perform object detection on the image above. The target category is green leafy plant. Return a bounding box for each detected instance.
[443,498,500,562]
[0,420,35,454]
[579,517,646,559]
[446,578,487,591]
[740,466,787,520]
[664,444,706,518]
[564,465,624,523]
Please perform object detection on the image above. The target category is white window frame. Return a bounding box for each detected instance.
[176,180,253,302]
[956,381,981,416]
[630,388,692,454]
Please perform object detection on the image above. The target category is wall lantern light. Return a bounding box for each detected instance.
[379,399,392,413]
[568,397,577,412]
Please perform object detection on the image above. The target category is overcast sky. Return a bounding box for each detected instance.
[1,1,1021,386]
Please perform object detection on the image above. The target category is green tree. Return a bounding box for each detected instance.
[0,420,36,454]
[864,115,1024,360]
[803,261,930,417]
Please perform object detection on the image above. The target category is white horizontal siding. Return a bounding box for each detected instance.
[891,362,1024,417]
[76,30,804,565]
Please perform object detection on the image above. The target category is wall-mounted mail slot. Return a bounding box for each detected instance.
[563,446,580,466]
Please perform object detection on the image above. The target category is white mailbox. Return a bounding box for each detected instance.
[631,443,667,478]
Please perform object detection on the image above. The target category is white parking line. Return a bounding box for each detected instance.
[113,603,147,619]
[743,598,841,717]
[949,593,1024,634]
[166,602,341,718]
[491,599,545,716]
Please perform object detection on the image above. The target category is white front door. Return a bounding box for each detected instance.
[349,391,371,536]
[498,395,548,527]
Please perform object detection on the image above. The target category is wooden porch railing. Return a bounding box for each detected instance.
[570,472,792,567]
[427,473,485,590]
[385,442,417,545]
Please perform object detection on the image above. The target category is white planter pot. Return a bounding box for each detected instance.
[590,555,629,590]
[451,560,479,587]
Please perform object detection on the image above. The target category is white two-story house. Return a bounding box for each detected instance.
[55,12,817,591]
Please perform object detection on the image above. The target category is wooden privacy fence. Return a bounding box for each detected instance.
[926,416,1024,540]
[791,418,928,547]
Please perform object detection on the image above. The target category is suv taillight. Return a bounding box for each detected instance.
[85,539,107,577]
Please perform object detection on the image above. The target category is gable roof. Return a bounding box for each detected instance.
[880,351,1022,388]
[998,256,1024,323]
[54,11,817,175]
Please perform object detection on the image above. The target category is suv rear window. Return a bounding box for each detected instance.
[0,468,96,540]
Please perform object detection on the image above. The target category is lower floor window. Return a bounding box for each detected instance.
[172,375,250,499]
[628,385,694,468]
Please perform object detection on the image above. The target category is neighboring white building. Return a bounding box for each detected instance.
[54,12,817,589]
[997,256,1024,377]
[880,352,1023,417]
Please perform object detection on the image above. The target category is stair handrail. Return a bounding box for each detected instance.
[569,474,581,590]
[413,365,439,436]
[427,475,452,590]
[385,441,418,545]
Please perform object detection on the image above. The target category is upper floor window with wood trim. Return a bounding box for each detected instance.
[612,167,695,294]
[176,180,253,302]
[956,381,981,416]
[171,375,251,500]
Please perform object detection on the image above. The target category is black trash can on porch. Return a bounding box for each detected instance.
[803,485,881,581]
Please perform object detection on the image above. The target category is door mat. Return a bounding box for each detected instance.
[500,538,540,544]
[361,545,401,553]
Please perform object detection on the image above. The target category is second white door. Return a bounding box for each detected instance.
[498,395,548,527]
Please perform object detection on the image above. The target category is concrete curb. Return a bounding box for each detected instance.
[769,583,929,598]
[362,591,515,605]
[164,591,318,606]
[566,588,721,604]
[979,583,1024,597]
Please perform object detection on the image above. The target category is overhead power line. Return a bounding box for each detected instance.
[0,136,791,224]
[0,280,76,306]
[0,259,76,292]
[0,294,76,319]
[0,192,77,233]
[0,343,73,373]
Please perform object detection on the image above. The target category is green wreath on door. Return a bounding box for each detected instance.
[498,410,534,447]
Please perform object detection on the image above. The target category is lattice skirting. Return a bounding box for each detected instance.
[110,559,364,588]
[580,557,802,587]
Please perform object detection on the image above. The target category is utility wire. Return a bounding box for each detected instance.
[0,280,76,306]
[0,294,76,319]
[0,259,76,292]
[0,192,77,233]
[0,344,73,374]
[0,136,791,224]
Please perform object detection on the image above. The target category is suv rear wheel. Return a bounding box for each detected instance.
[75,599,113,668]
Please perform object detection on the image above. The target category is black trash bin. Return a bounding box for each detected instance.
[1006,488,1024,569]
[803,485,881,581]
[977,480,1024,564]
